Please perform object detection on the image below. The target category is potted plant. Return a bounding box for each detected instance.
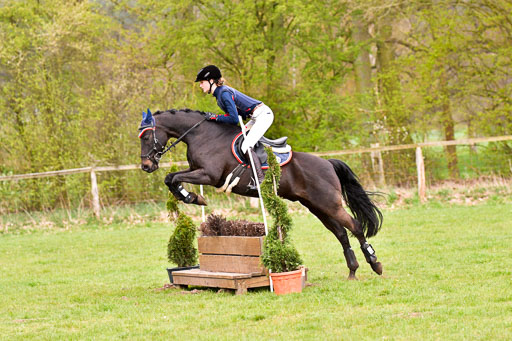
[261,148,304,295]
[166,192,199,284]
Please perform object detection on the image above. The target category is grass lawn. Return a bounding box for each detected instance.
[1,203,511,340]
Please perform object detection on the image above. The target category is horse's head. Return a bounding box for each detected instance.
[139,109,168,173]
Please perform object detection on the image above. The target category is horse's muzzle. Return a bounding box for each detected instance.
[141,160,158,173]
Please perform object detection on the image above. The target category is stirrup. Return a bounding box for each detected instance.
[246,178,261,191]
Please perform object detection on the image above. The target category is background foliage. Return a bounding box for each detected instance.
[1,0,511,212]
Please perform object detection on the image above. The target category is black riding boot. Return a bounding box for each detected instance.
[246,149,264,191]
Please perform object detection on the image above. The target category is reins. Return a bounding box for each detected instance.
[141,117,207,163]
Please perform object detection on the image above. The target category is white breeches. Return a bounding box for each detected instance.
[241,104,274,154]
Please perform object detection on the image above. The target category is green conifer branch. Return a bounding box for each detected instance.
[166,192,198,267]
[261,148,302,273]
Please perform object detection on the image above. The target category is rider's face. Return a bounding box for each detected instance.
[199,80,211,93]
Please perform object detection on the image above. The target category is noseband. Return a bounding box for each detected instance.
[140,117,207,164]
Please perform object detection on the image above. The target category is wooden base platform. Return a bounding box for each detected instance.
[172,268,270,295]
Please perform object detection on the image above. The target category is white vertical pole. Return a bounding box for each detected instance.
[238,115,268,235]
[90,168,100,218]
[416,146,426,203]
[200,185,205,222]
[269,269,274,293]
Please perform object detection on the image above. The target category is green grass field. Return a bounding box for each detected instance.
[1,203,511,340]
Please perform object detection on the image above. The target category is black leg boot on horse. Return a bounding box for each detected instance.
[246,148,264,192]
[361,241,383,275]
[164,174,207,206]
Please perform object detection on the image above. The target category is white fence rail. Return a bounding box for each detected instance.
[1,135,511,216]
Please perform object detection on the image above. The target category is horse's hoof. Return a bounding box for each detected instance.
[195,195,207,206]
[371,262,383,275]
[347,271,358,280]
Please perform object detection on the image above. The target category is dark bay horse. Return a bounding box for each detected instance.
[139,108,383,279]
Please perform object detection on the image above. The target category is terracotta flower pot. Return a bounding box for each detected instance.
[270,268,303,295]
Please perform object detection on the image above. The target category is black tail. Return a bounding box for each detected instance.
[328,159,383,238]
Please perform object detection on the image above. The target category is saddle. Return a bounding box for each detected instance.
[231,133,293,168]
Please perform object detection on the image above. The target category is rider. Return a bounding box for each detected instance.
[195,65,274,190]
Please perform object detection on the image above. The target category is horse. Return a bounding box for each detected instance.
[139,108,383,279]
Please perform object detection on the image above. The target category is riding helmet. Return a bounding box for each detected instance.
[195,65,222,82]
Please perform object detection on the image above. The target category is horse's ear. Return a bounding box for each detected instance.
[142,108,153,125]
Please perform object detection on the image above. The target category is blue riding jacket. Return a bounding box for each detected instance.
[212,85,262,124]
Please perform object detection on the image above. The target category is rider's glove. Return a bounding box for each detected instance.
[204,112,217,121]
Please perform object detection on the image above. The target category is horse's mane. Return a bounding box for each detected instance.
[154,108,203,116]
[153,107,239,134]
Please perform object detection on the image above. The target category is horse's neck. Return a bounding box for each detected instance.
[160,112,202,136]
[160,112,237,146]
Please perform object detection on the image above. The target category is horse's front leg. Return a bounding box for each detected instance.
[164,168,212,206]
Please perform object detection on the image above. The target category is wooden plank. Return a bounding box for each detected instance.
[243,275,270,288]
[235,281,247,295]
[198,236,263,256]
[171,268,252,279]
[93,161,188,172]
[173,275,270,292]
[173,274,238,289]
[234,276,271,294]
[172,270,270,292]
[311,135,512,157]
[0,162,187,181]
[0,167,93,181]
[199,255,265,274]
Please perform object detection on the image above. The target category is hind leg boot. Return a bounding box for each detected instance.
[361,242,383,275]
[344,248,359,280]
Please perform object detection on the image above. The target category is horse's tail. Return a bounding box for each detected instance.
[328,159,383,238]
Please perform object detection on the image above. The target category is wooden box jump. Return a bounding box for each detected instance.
[172,236,270,294]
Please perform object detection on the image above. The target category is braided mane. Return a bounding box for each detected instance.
[154,108,199,116]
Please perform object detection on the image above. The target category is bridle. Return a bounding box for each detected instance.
[140,117,207,164]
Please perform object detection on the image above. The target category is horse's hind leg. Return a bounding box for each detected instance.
[306,200,383,277]
[340,233,360,280]
[347,217,383,275]
[303,204,360,280]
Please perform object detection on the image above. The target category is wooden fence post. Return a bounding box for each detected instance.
[371,143,386,188]
[90,168,100,218]
[415,147,426,203]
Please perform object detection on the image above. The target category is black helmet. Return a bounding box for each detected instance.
[195,65,222,82]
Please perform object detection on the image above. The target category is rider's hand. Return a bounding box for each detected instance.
[204,112,217,121]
